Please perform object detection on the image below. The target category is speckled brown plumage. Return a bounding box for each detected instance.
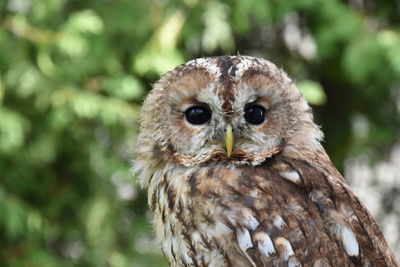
[133,56,398,266]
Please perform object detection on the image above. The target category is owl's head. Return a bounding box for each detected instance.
[136,56,323,168]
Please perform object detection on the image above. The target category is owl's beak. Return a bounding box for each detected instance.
[225,124,234,157]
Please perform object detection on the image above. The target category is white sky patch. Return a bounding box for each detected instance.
[283,12,317,60]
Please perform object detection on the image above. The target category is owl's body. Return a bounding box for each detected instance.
[134,56,398,266]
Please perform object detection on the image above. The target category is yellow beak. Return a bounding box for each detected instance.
[225,124,234,157]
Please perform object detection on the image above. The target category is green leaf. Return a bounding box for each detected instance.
[0,107,29,152]
[104,76,144,100]
[67,10,104,34]
[298,80,327,106]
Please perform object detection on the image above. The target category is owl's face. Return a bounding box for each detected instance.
[137,56,322,167]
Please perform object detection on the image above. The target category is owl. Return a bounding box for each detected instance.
[133,56,398,266]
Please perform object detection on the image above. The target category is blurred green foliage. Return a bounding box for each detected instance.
[0,0,399,265]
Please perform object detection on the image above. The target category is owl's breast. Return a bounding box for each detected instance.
[150,158,391,266]
[184,163,340,266]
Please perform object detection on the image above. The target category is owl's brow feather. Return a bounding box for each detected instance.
[215,56,239,114]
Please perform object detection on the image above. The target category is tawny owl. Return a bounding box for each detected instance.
[133,56,398,266]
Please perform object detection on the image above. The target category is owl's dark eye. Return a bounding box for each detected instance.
[244,104,266,125]
[184,106,212,125]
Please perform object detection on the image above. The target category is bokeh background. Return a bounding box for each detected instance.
[1,0,400,265]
